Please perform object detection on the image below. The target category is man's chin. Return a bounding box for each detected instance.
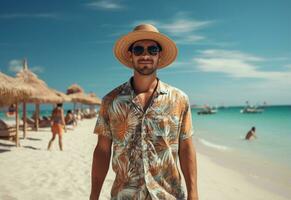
[136,68,156,76]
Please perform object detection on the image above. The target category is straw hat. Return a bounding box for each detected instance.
[114,24,178,69]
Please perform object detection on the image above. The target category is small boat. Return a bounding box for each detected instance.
[240,101,264,114]
[240,106,264,114]
[197,107,217,115]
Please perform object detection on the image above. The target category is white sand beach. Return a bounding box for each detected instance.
[0,118,289,200]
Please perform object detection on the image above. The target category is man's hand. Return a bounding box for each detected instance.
[179,137,198,200]
[90,135,112,200]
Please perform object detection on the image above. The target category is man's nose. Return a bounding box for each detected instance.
[141,54,150,60]
[141,48,151,56]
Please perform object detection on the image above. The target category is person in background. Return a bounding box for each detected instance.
[6,104,16,117]
[245,126,257,140]
[65,110,77,127]
[47,103,66,151]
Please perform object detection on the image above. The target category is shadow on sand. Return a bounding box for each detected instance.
[22,145,41,150]
[0,142,15,148]
[0,149,11,153]
[24,137,42,141]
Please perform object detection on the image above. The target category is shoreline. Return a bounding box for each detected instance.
[194,137,291,199]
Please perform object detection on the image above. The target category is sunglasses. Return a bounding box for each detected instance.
[132,45,161,56]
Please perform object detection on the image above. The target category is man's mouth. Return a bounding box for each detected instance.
[138,61,153,64]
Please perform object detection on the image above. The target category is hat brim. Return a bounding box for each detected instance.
[114,31,178,69]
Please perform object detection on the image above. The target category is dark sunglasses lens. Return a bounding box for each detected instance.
[133,46,144,56]
[148,46,160,55]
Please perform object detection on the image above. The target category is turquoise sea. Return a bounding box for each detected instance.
[192,105,291,167]
[192,105,291,197]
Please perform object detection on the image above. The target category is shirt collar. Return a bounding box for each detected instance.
[121,77,168,96]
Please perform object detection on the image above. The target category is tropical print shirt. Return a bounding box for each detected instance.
[94,77,194,200]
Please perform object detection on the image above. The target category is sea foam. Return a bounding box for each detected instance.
[198,138,231,151]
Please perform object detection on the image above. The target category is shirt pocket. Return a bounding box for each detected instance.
[152,115,178,138]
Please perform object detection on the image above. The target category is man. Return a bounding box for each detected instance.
[245,127,257,140]
[90,24,198,200]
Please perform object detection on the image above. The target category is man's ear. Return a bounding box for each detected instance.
[127,51,133,61]
[158,52,162,62]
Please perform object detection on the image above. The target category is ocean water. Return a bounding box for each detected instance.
[0,110,52,121]
[192,105,291,197]
[192,106,291,174]
[191,105,291,167]
[0,103,98,121]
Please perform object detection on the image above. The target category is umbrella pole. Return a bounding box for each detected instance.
[15,103,20,147]
[23,102,27,138]
[35,103,40,131]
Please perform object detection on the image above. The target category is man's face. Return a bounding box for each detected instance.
[128,40,161,76]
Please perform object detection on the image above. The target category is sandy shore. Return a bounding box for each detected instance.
[0,118,289,200]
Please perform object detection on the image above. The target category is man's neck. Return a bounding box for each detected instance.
[132,72,157,94]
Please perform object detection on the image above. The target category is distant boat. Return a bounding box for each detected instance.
[240,106,264,114]
[197,107,218,115]
[240,101,264,114]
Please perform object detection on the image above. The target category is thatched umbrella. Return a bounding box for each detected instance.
[66,84,84,95]
[66,84,101,119]
[87,92,101,117]
[67,84,101,105]
[88,92,101,105]
[66,84,87,111]
[0,72,33,146]
[0,72,32,106]
[52,89,71,103]
[68,92,96,105]
[16,59,63,135]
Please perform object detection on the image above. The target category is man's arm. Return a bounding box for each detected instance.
[179,137,198,200]
[90,135,112,200]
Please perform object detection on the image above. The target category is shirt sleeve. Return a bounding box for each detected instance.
[93,99,112,139]
[179,96,194,140]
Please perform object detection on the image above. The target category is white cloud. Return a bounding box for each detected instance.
[8,60,23,73]
[198,49,264,62]
[175,35,205,44]
[193,49,291,82]
[29,66,44,73]
[159,19,212,35]
[86,0,124,10]
[8,59,44,73]
[132,14,213,45]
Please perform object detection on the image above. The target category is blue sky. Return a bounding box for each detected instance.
[0,0,290,106]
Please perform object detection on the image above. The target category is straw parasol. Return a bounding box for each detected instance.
[68,92,96,105]
[16,59,63,134]
[16,61,62,104]
[0,72,33,106]
[66,84,84,95]
[66,84,88,111]
[66,84,101,105]
[0,72,34,146]
[52,89,72,103]
[88,92,101,105]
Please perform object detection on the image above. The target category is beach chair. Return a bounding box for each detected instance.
[0,119,16,141]
[39,119,51,128]
[19,117,36,131]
